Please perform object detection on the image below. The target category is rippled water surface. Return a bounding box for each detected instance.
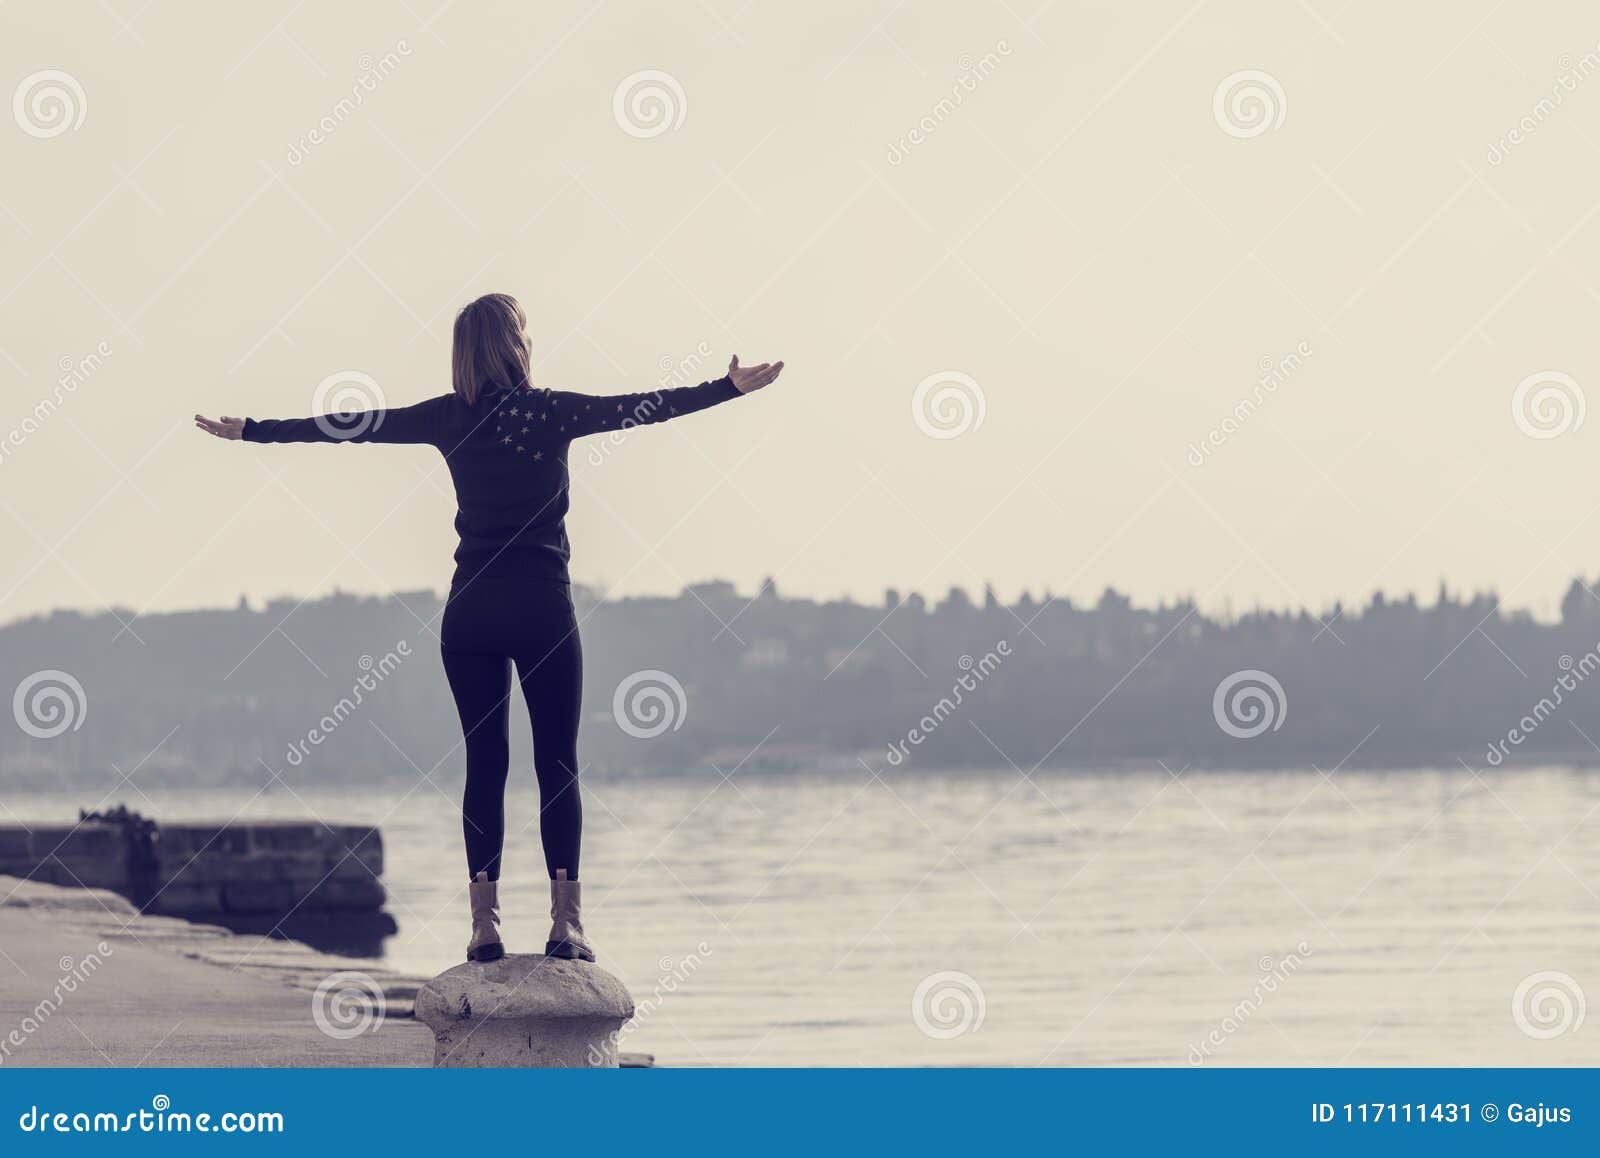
[11,765,1600,1065]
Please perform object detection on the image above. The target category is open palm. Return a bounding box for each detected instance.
[727,355,784,395]
[194,414,245,440]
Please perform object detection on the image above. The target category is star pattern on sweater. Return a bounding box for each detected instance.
[492,391,561,461]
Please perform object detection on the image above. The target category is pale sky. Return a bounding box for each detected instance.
[4,1,1600,625]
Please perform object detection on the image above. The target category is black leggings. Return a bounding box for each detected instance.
[440,570,583,883]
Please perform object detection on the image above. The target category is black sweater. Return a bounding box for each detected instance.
[243,376,742,581]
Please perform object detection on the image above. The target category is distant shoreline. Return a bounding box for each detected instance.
[9,581,1600,783]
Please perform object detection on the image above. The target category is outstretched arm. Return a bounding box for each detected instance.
[551,355,784,439]
[195,395,450,446]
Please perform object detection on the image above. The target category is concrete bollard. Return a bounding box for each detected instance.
[414,954,634,1068]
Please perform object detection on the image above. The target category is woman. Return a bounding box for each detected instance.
[196,293,784,964]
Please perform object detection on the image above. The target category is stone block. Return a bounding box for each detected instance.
[144,881,225,914]
[157,825,251,857]
[221,880,297,912]
[41,854,128,890]
[165,851,271,886]
[301,877,386,911]
[329,828,383,874]
[246,823,326,853]
[325,854,381,882]
[415,955,634,1068]
[0,827,35,857]
[53,825,123,859]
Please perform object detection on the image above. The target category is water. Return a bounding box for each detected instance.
[9,765,1600,1066]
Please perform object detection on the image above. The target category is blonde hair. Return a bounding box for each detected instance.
[452,293,531,405]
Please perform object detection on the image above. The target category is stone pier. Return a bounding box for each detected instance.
[415,955,635,1068]
[0,815,387,920]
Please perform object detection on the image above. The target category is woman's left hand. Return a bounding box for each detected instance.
[727,355,784,395]
[194,414,245,440]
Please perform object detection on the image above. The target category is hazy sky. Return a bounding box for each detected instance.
[4,1,1600,625]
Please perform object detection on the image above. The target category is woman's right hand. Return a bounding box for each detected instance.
[194,414,245,440]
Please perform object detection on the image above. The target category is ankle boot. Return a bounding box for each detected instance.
[544,869,595,962]
[466,871,504,963]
